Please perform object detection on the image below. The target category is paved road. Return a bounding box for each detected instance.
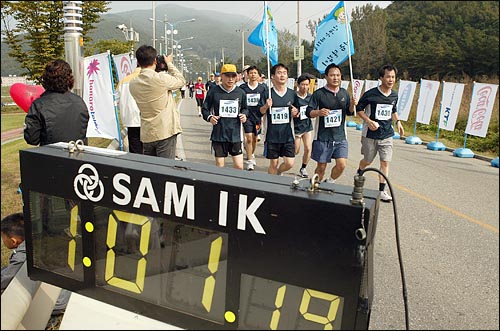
[176,97,499,330]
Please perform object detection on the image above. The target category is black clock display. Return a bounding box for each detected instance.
[21,144,379,330]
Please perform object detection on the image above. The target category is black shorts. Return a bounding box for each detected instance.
[196,98,204,107]
[243,118,261,135]
[212,141,243,157]
[265,141,295,159]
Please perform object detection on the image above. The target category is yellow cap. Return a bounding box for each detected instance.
[221,64,237,75]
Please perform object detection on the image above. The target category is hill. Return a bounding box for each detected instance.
[1,3,264,77]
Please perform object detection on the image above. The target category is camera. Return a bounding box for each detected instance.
[155,54,168,72]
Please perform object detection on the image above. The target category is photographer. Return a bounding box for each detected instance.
[129,45,186,159]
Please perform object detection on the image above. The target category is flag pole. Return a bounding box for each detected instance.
[344,1,356,116]
[107,50,123,151]
[264,1,271,96]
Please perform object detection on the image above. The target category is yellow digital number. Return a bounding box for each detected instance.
[105,210,151,294]
[67,204,79,271]
[299,289,341,330]
[270,285,287,330]
[201,236,223,312]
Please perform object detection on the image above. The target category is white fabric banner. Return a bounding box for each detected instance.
[439,82,465,131]
[364,79,379,92]
[352,79,365,100]
[341,80,350,90]
[397,80,417,121]
[465,82,499,137]
[316,78,327,89]
[112,53,134,83]
[416,79,440,124]
[83,52,120,140]
[287,78,296,90]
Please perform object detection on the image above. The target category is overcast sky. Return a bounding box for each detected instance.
[109,1,392,41]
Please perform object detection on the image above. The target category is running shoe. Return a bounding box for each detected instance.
[298,167,309,178]
[323,178,336,184]
[378,190,393,202]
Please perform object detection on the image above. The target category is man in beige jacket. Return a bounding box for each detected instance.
[130,45,186,159]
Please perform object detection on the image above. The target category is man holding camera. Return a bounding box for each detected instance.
[129,45,186,159]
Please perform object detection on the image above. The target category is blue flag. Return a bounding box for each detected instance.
[248,3,278,66]
[313,1,355,74]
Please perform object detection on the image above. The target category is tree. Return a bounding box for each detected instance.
[1,1,110,82]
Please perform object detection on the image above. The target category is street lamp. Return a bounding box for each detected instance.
[116,24,140,55]
[166,19,196,54]
[236,27,249,71]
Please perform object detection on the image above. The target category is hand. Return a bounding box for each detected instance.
[210,115,220,125]
[368,120,380,131]
[164,54,173,64]
[291,106,299,118]
[317,108,330,117]
[397,121,404,136]
[239,113,247,123]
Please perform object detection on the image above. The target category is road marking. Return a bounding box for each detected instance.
[395,184,498,234]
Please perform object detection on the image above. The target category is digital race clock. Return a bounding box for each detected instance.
[20,143,379,330]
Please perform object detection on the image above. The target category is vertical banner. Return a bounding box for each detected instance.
[83,52,120,140]
[316,78,327,89]
[352,79,364,100]
[439,82,465,131]
[364,79,379,92]
[397,80,417,121]
[287,78,296,90]
[465,82,499,137]
[112,53,134,83]
[416,79,440,125]
[341,80,350,90]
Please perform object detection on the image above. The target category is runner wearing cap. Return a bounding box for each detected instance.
[201,64,249,169]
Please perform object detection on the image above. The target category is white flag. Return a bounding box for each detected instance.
[83,52,120,140]
[397,80,417,121]
[364,79,379,92]
[416,79,440,125]
[112,53,134,83]
[341,80,350,90]
[352,79,365,100]
[287,78,296,90]
[465,82,499,137]
[439,82,465,131]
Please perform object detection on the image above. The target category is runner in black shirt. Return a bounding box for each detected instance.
[201,64,249,169]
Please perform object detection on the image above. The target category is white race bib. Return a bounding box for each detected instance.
[324,109,342,128]
[246,93,260,107]
[219,100,239,118]
[270,107,289,124]
[375,104,392,120]
[299,105,308,120]
[196,89,202,95]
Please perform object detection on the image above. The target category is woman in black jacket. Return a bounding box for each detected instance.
[24,59,89,146]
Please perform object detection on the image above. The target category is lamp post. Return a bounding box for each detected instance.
[116,24,140,56]
[166,18,196,54]
[236,27,249,71]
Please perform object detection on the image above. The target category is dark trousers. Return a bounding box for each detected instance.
[127,127,143,154]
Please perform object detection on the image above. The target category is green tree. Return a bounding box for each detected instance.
[1,1,110,82]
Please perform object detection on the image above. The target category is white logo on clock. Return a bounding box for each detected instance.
[74,164,104,202]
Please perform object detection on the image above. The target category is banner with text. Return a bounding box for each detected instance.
[397,80,417,121]
[416,79,440,125]
[112,53,135,83]
[439,82,465,131]
[83,52,120,140]
[465,82,498,137]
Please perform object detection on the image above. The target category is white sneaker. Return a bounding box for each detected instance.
[257,135,261,142]
[378,190,393,202]
[250,158,256,166]
[323,177,335,184]
[198,112,202,117]
[298,168,309,178]
[246,161,254,171]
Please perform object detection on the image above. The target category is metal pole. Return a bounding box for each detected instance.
[152,1,156,48]
[297,0,302,77]
[170,24,174,56]
[164,14,168,54]
[63,1,83,97]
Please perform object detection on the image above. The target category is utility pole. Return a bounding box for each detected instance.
[221,48,225,66]
[297,0,302,77]
[236,27,249,71]
[152,1,156,48]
